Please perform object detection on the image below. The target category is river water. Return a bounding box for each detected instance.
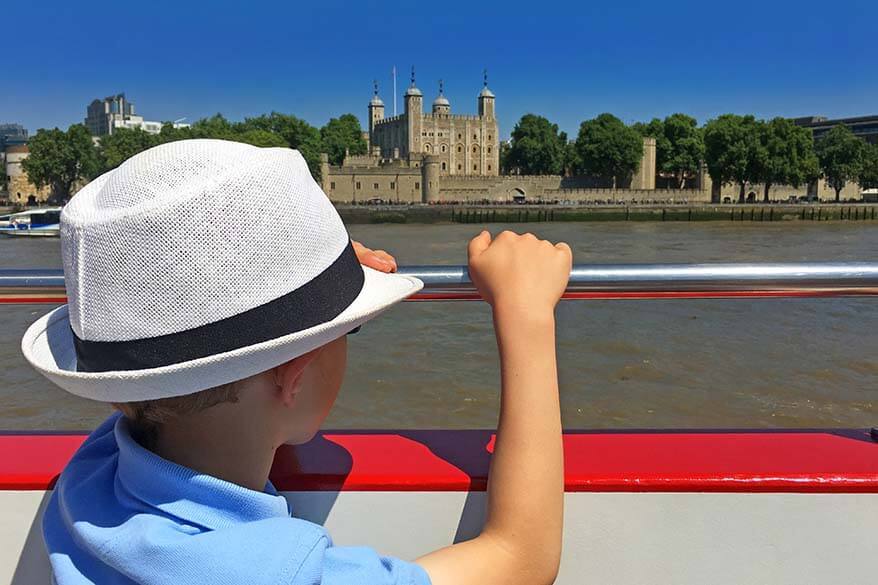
[1,222,875,430]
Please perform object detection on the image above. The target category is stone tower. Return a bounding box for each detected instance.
[477,70,495,119]
[421,155,440,202]
[404,66,423,157]
[368,80,384,144]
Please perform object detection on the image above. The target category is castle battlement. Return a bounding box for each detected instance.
[376,115,406,126]
[422,113,483,122]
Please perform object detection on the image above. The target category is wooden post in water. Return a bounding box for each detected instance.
[769,207,774,221]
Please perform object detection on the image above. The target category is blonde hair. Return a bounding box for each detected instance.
[113,381,241,448]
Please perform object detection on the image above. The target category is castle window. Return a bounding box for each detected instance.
[458,133,462,140]
[330,182,336,190]
[473,164,477,171]
[457,145,462,153]
[473,134,477,140]
[424,144,431,153]
[356,181,361,190]
[472,146,477,153]
[390,182,395,189]
[489,135,492,141]
[441,162,446,170]
[415,182,420,189]
[487,146,492,154]
[373,183,379,190]
[441,144,447,153]
[488,165,492,171]
[458,164,462,170]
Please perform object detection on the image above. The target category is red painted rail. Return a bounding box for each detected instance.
[1,429,875,493]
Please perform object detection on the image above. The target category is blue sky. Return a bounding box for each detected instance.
[4,0,875,139]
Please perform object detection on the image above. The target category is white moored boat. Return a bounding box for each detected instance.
[0,264,876,585]
[0,208,62,238]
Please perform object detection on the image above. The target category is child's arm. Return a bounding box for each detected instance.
[417,230,571,585]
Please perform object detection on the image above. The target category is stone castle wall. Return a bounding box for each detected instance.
[2,147,51,204]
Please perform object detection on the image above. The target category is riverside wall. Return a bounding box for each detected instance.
[336,203,878,224]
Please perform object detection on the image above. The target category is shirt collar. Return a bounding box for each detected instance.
[113,413,291,531]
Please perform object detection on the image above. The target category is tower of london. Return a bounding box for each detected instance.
[368,69,499,176]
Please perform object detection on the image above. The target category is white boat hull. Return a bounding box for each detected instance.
[0,228,60,238]
[1,429,875,584]
[3,490,876,585]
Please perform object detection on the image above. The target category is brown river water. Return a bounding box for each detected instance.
[1,222,875,430]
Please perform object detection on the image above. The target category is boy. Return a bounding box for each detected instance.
[23,139,572,584]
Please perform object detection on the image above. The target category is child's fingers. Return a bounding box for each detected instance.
[372,250,397,272]
[467,230,492,260]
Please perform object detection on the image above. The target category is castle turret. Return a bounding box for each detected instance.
[421,154,440,203]
[368,80,384,152]
[405,66,423,157]
[432,79,450,115]
[477,69,495,119]
[319,153,330,192]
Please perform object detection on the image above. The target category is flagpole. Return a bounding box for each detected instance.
[392,65,397,116]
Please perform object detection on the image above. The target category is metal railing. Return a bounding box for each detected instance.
[2,263,878,303]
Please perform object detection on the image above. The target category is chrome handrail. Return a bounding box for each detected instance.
[2,263,878,303]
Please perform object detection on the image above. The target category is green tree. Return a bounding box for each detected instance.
[320,114,367,165]
[575,113,643,188]
[158,123,195,143]
[815,125,867,201]
[505,114,567,175]
[659,114,704,189]
[98,127,159,172]
[753,118,819,201]
[22,125,101,202]
[233,129,288,148]
[239,113,323,178]
[860,143,878,190]
[499,140,512,174]
[632,118,664,140]
[190,114,237,140]
[703,114,761,202]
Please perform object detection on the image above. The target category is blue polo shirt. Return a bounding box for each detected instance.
[43,413,431,585]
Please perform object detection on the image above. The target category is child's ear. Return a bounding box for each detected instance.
[272,348,322,407]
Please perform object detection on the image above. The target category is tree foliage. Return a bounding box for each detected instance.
[98,127,160,171]
[239,112,323,177]
[659,114,704,188]
[751,118,819,201]
[505,114,568,175]
[575,113,642,188]
[22,125,101,202]
[860,143,878,190]
[320,114,367,165]
[815,125,867,201]
[703,114,762,201]
[636,115,704,188]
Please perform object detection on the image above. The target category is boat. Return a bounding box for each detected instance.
[0,263,876,584]
[0,208,63,238]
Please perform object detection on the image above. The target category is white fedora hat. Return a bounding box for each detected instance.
[21,139,422,402]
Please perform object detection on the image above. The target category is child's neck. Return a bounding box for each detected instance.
[151,404,278,493]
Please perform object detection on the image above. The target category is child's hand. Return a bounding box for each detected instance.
[467,230,571,314]
[352,241,397,273]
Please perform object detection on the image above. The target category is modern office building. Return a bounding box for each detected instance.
[793,115,878,144]
[85,94,189,136]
